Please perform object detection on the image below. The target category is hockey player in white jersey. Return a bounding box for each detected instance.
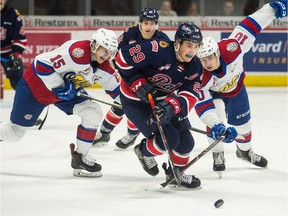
[195,0,287,175]
[1,28,119,177]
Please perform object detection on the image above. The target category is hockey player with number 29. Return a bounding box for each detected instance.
[1,28,120,178]
[195,0,287,175]
[94,8,170,149]
[115,23,203,188]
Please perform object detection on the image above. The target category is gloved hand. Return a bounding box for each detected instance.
[209,123,237,143]
[152,97,181,125]
[269,0,287,19]
[223,127,237,143]
[130,78,158,103]
[52,78,77,101]
[7,54,23,71]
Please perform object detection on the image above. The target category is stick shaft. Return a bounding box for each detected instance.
[160,136,225,188]
[77,92,123,110]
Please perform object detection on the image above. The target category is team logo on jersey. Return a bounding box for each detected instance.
[24,114,33,120]
[158,64,171,71]
[72,48,84,58]
[226,42,238,52]
[159,41,169,48]
[184,74,198,81]
[219,74,240,92]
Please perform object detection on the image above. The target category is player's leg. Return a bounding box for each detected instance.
[93,105,123,146]
[162,126,201,188]
[56,97,103,177]
[226,86,268,168]
[1,78,46,142]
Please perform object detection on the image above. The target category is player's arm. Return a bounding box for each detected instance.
[229,1,287,54]
[194,74,221,128]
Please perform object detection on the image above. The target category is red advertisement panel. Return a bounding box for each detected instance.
[22,32,71,69]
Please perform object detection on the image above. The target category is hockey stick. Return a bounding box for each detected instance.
[160,135,225,188]
[189,127,209,135]
[147,93,182,186]
[38,106,49,130]
[77,92,123,110]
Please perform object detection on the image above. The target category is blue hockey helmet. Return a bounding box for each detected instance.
[175,23,203,44]
[139,8,159,23]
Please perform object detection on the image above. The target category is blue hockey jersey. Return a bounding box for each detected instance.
[115,38,202,117]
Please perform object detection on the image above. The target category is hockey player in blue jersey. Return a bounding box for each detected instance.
[195,0,287,176]
[0,0,27,90]
[94,8,170,149]
[115,23,203,188]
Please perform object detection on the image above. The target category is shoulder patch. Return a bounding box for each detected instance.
[159,41,169,48]
[226,42,238,52]
[72,48,84,58]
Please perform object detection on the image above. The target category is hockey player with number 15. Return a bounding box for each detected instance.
[195,0,287,175]
[1,28,120,178]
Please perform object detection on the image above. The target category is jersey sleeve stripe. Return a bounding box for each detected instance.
[34,60,55,75]
[195,99,215,117]
[115,51,133,70]
[239,17,262,37]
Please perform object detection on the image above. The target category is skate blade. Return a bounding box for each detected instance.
[216,171,223,179]
[92,142,109,147]
[168,184,202,191]
[73,169,102,178]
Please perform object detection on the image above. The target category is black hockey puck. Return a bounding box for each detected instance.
[214,199,224,208]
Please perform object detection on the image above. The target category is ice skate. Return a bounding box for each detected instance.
[70,143,102,177]
[134,140,159,176]
[213,151,226,179]
[236,147,268,168]
[92,130,110,146]
[162,163,201,188]
[115,133,139,149]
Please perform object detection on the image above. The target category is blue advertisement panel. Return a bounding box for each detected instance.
[221,32,287,73]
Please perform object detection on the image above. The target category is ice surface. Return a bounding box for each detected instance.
[0,87,287,216]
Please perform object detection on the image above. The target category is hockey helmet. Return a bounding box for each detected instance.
[175,23,203,44]
[91,28,118,53]
[139,8,159,23]
[196,36,219,58]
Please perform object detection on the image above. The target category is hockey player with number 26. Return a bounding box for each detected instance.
[1,28,120,178]
[115,23,203,188]
[195,0,287,175]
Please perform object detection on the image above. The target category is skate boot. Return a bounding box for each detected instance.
[92,130,111,146]
[236,147,268,168]
[162,163,201,188]
[70,143,102,177]
[134,139,159,176]
[116,133,139,149]
[213,151,226,178]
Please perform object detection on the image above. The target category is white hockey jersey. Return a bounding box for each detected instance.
[23,40,120,104]
[195,4,278,127]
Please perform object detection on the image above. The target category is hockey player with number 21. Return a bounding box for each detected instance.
[115,23,203,188]
[1,28,120,177]
[195,0,287,175]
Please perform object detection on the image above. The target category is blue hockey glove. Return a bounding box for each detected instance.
[209,123,227,140]
[269,0,287,19]
[222,127,237,143]
[130,78,158,103]
[52,78,77,101]
[152,97,181,125]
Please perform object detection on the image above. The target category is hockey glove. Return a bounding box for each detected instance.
[130,78,158,103]
[209,123,237,143]
[269,0,287,19]
[223,127,237,143]
[152,97,181,125]
[52,78,77,101]
[7,54,23,71]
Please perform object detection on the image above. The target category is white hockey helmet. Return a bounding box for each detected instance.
[91,28,118,59]
[196,36,219,58]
